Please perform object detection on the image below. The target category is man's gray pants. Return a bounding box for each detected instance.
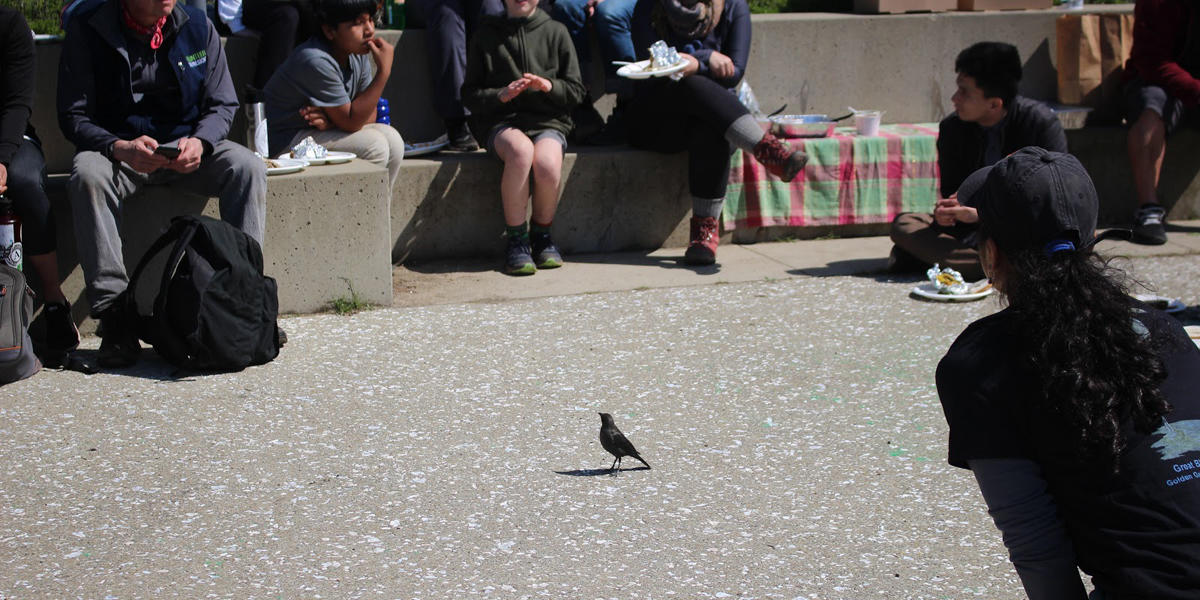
[68,140,267,316]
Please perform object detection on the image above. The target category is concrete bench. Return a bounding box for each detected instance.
[43,159,392,328]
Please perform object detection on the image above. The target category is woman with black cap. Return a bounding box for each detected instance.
[625,0,806,266]
[936,147,1200,599]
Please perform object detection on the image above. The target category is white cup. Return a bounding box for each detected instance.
[854,111,882,137]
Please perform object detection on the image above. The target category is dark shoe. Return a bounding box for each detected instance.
[570,104,605,143]
[97,309,141,368]
[1131,204,1167,245]
[41,300,80,353]
[887,246,927,274]
[504,235,536,276]
[584,108,628,146]
[753,133,808,182]
[684,216,719,265]
[446,118,479,152]
[531,232,563,269]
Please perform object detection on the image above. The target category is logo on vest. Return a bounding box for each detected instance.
[185,49,206,68]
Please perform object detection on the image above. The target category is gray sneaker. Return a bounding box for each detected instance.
[1132,204,1167,245]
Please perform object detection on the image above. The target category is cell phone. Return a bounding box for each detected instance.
[154,143,181,159]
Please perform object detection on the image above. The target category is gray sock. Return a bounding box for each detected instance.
[692,196,724,219]
[724,114,766,153]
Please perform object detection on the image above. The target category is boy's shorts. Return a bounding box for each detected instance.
[1124,77,1190,134]
[485,125,568,157]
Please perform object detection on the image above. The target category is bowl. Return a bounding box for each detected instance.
[769,114,835,138]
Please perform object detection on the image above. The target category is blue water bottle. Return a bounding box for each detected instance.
[376,98,391,125]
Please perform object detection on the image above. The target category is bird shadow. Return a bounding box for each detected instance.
[554,467,651,477]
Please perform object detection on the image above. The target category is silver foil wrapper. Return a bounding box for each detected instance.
[927,264,970,295]
[291,136,328,160]
[648,40,681,70]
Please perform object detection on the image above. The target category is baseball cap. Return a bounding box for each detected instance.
[957,146,1098,254]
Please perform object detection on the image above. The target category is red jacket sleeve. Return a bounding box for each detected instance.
[1127,0,1200,107]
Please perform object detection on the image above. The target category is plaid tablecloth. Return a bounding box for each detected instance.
[724,123,940,230]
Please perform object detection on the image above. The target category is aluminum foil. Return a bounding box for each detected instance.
[927,264,970,295]
[648,40,681,70]
[291,136,328,160]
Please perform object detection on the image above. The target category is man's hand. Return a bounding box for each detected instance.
[522,73,553,93]
[366,37,395,78]
[707,51,734,79]
[678,53,700,78]
[112,136,171,174]
[0,163,7,195]
[163,137,204,173]
[934,196,978,226]
[499,77,530,103]
[300,105,332,130]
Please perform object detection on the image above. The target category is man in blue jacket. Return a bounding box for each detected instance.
[58,0,267,368]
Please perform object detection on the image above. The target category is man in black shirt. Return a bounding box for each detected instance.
[889,42,1066,281]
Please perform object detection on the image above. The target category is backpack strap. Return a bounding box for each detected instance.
[125,217,200,311]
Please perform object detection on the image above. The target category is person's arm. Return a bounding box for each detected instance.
[540,26,586,109]
[0,10,34,167]
[969,458,1088,600]
[1129,0,1200,107]
[461,31,508,114]
[57,14,122,154]
[191,18,239,151]
[321,37,394,133]
[1037,110,1068,154]
[688,0,749,88]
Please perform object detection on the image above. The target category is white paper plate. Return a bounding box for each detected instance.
[265,157,306,176]
[617,59,687,80]
[1133,294,1186,313]
[911,281,995,302]
[279,151,355,165]
[405,135,449,157]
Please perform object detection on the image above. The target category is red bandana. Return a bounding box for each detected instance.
[120,2,168,49]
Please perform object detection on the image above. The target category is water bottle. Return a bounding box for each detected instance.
[384,0,406,29]
[244,87,269,156]
[0,195,22,271]
[376,98,391,125]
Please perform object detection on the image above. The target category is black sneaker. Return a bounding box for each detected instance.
[97,308,141,368]
[1132,204,1168,245]
[504,235,536,276]
[530,232,563,269]
[446,118,479,152]
[41,300,80,354]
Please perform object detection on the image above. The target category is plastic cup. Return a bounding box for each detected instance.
[854,111,882,137]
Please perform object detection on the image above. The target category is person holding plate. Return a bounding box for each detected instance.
[937,147,1200,599]
[263,0,405,189]
[624,0,806,266]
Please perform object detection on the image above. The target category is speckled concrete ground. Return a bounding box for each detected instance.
[3,235,1199,599]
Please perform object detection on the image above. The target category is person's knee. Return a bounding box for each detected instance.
[68,152,116,205]
[5,168,43,201]
[531,146,563,184]
[593,1,630,30]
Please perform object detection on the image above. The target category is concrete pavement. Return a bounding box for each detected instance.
[2,226,1199,599]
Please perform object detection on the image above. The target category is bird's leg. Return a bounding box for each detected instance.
[610,456,619,471]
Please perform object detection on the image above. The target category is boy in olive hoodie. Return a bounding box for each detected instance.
[463,0,586,275]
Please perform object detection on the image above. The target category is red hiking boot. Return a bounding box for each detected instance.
[684,216,719,265]
[753,133,808,182]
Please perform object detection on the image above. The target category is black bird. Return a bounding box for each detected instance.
[598,412,651,471]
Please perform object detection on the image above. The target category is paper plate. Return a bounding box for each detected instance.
[265,157,306,176]
[405,135,450,157]
[911,281,995,302]
[279,151,355,166]
[1133,294,1186,313]
[617,59,687,80]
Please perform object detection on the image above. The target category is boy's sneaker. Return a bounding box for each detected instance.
[531,232,563,269]
[504,235,536,276]
[41,300,80,354]
[446,118,479,152]
[752,132,808,183]
[1132,204,1168,245]
[684,216,719,265]
[97,307,141,368]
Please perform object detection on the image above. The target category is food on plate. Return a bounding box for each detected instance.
[927,264,971,295]
[263,158,283,168]
[645,40,681,72]
[290,136,328,160]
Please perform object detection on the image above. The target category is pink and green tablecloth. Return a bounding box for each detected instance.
[724,123,940,230]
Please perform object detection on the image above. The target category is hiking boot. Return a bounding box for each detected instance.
[504,235,536,276]
[446,118,479,152]
[684,216,719,265]
[97,308,141,368]
[753,132,808,182]
[531,232,563,269]
[1132,204,1167,245]
[41,300,80,354]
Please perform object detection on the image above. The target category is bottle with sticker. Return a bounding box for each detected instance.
[0,194,21,271]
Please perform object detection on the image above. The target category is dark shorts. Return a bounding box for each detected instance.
[485,125,568,158]
[1124,77,1190,134]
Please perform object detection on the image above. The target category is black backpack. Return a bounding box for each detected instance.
[125,215,282,372]
[0,264,40,384]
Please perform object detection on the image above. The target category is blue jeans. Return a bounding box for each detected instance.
[551,0,637,82]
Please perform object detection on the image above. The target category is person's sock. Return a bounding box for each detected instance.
[530,221,552,235]
[692,196,723,219]
[506,223,529,239]
[724,114,767,153]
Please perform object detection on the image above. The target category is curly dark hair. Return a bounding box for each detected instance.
[999,245,1171,467]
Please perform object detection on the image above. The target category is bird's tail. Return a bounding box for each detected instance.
[632,454,651,469]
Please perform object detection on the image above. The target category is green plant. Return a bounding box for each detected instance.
[18,0,63,36]
[329,278,373,315]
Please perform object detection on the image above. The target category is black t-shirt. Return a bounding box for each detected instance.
[937,305,1200,598]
